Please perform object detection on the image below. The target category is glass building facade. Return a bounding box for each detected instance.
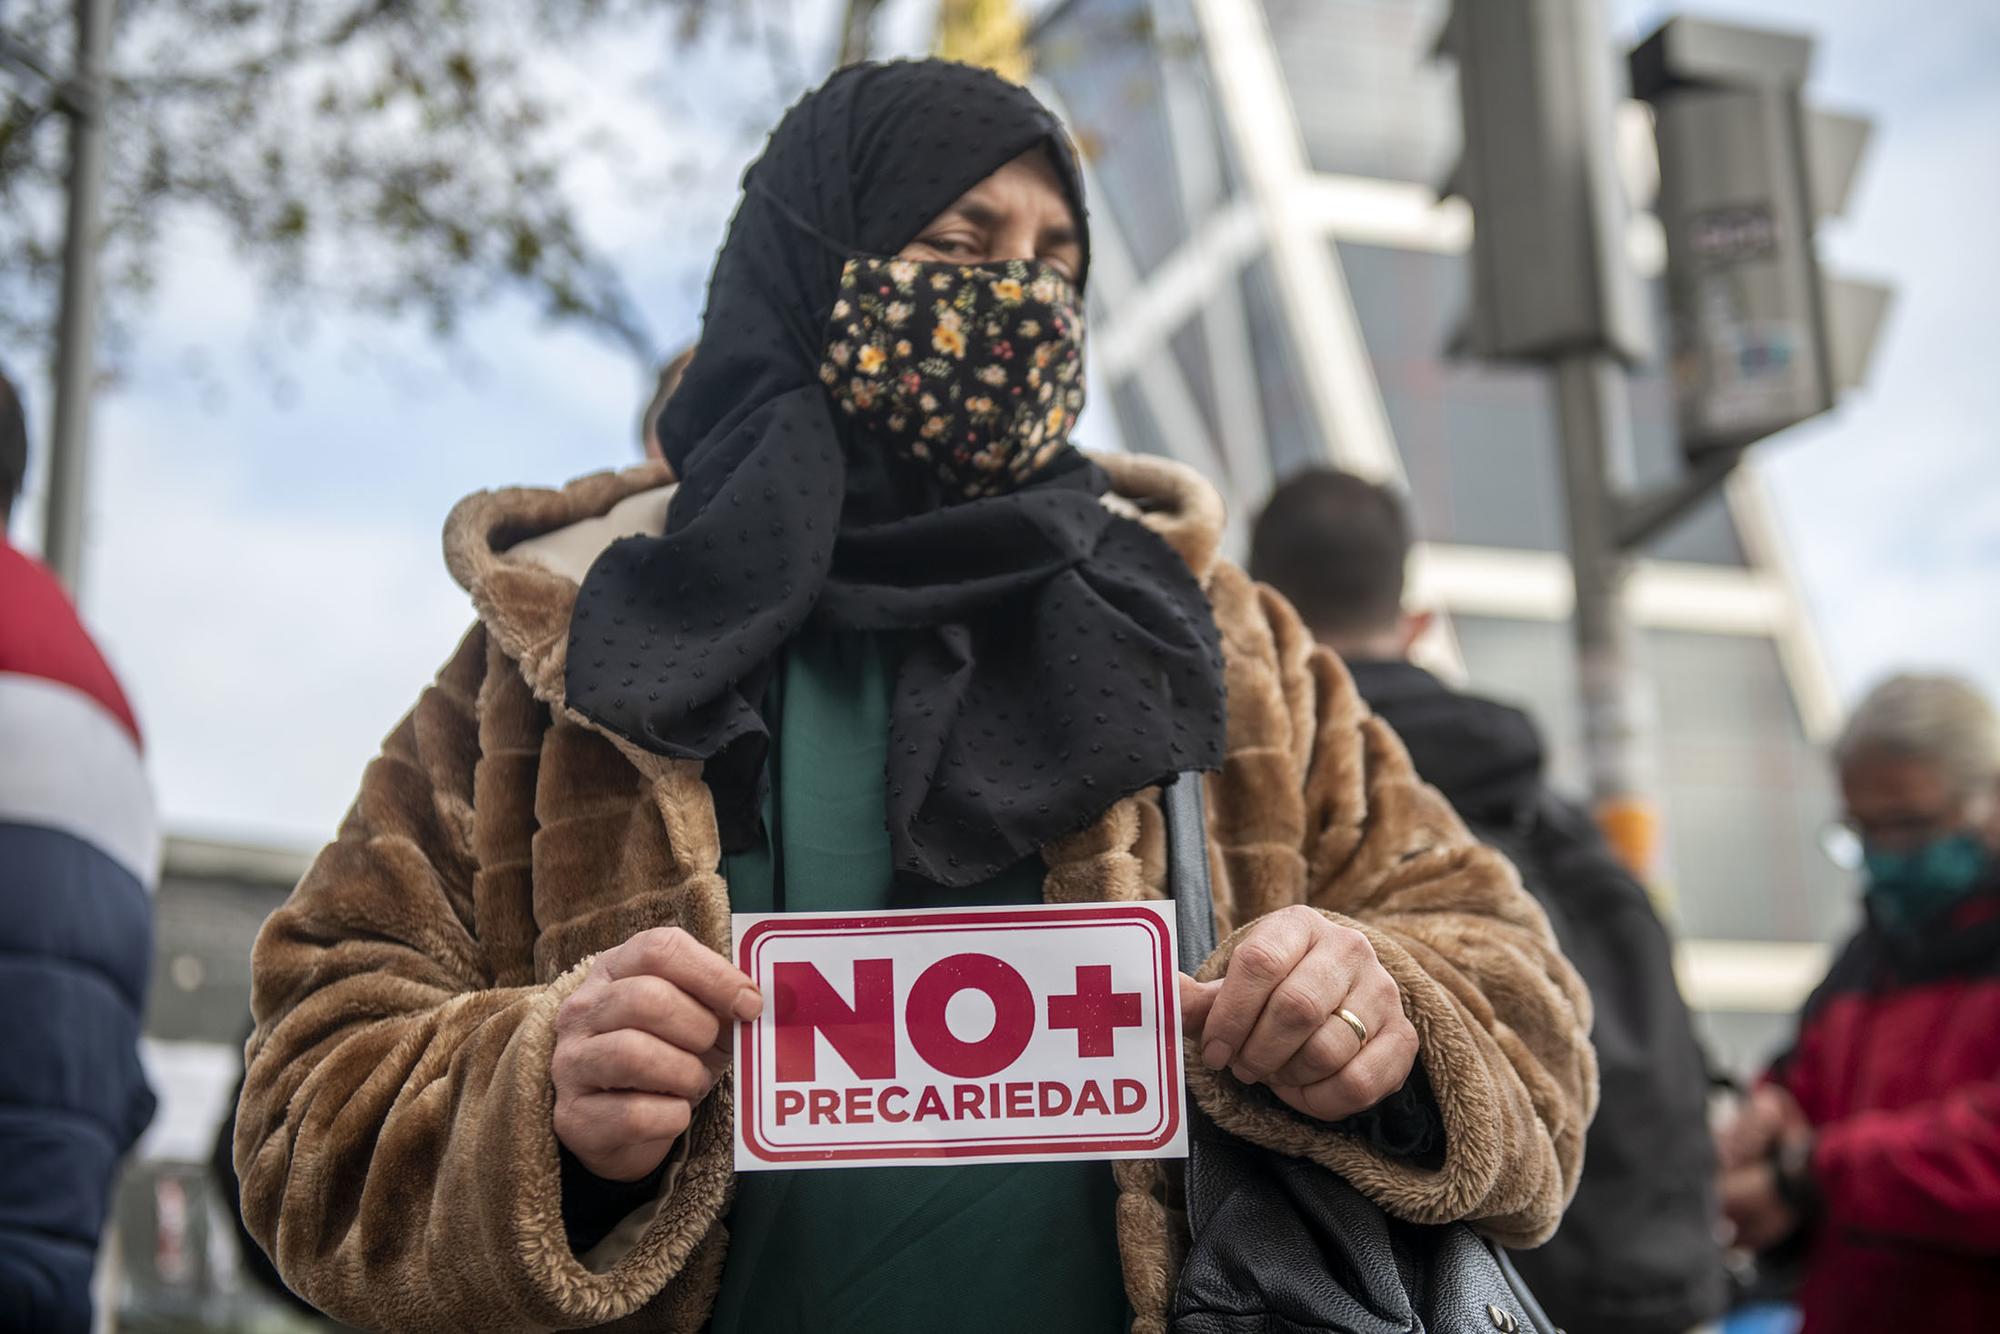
[1034,0,1851,1074]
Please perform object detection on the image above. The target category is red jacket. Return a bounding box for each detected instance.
[1773,882,2000,1333]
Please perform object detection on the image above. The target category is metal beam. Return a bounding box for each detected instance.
[1723,462,1847,743]
[1148,0,1270,515]
[1410,542,1791,635]
[1676,938,1829,1014]
[1057,132,1227,477]
[1092,202,1261,379]
[1189,0,1402,485]
[1615,445,1746,551]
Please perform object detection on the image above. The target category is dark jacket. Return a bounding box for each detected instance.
[0,542,158,1333]
[1349,659,1727,1334]
[1770,880,2000,1334]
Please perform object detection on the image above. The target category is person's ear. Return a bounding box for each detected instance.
[1395,609,1435,657]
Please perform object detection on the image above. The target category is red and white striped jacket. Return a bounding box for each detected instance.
[0,539,157,1332]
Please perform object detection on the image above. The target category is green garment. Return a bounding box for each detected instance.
[711,628,1129,1334]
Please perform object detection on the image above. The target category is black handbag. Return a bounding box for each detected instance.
[1161,773,1559,1334]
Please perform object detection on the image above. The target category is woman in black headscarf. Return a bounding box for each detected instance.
[567,60,1225,888]
[236,59,1592,1334]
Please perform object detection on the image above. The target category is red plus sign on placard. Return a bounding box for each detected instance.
[1048,965,1143,1058]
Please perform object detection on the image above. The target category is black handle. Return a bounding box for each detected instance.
[1162,772,1216,974]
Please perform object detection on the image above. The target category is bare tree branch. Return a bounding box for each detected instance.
[0,0,823,379]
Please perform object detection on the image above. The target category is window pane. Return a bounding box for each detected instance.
[1241,255,1322,478]
[1109,379,1164,460]
[1261,0,1458,185]
[1339,241,1748,564]
[1037,0,1234,278]
[1169,315,1220,441]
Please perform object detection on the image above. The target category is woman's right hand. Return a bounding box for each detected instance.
[552,926,764,1182]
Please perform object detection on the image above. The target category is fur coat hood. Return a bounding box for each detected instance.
[236,452,1595,1332]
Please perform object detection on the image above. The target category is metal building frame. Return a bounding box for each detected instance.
[1037,0,1847,1019]
[1041,0,1841,742]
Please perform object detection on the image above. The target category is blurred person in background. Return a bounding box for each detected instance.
[233,61,1594,1333]
[1251,467,1725,1334]
[0,365,158,1331]
[1715,673,2000,1333]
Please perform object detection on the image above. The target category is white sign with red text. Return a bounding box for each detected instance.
[733,901,1186,1170]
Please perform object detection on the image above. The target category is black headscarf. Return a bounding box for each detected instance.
[566,60,1225,887]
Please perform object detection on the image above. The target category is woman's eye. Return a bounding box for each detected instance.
[924,236,976,257]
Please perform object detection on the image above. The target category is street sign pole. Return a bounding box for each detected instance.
[1438,0,1664,878]
[1443,5,1888,881]
[1555,350,1659,873]
[44,0,113,594]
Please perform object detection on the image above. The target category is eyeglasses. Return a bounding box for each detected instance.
[1820,810,1968,868]
[1819,822,1864,871]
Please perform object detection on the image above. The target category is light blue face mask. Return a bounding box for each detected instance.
[1864,833,1992,935]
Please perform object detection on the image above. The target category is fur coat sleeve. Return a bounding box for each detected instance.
[1185,566,1598,1249]
[233,627,724,1333]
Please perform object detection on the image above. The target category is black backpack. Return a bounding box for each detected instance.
[1478,792,1729,1334]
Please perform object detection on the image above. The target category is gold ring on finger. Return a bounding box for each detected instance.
[1336,1006,1368,1047]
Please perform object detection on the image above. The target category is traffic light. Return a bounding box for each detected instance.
[1435,0,1652,365]
[1631,17,1892,454]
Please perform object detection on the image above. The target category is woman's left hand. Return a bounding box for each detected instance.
[1179,905,1418,1122]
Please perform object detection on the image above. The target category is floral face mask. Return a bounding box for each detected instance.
[820,256,1086,500]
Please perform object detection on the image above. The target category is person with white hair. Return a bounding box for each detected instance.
[1714,672,2000,1333]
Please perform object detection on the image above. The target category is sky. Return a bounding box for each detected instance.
[8,0,1998,854]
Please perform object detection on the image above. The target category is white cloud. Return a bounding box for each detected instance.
[58,208,697,850]
[85,397,474,849]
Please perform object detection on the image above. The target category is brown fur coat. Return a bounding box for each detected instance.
[236,453,1595,1333]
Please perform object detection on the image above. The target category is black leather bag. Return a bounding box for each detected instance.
[1161,773,1559,1334]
